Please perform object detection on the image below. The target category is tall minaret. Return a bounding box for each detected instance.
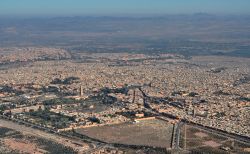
[193,108,196,117]
[80,86,83,97]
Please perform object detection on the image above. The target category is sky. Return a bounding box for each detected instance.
[1,0,250,17]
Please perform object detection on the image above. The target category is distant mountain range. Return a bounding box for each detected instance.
[0,14,249,57]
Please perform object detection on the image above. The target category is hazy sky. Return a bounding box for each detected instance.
[1,0,250,16]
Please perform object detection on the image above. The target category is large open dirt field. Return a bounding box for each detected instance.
[180,125,250,154]
[0,119,91,154]
[0,126,77,154]
[76,119,173,148]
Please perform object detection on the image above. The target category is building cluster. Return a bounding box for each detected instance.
[0,51,249,137]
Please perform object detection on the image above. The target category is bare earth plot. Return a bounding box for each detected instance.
[180,125,250,154]
[3,138,47,154]
[76,119,173,148]
[0,127,77,154]
[0,119,90,154]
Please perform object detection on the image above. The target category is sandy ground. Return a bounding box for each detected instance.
[203,140,221,148]
[195,132,208,138]
[76,119,173,148]
[0,119,91,153]
[4,138,46,154]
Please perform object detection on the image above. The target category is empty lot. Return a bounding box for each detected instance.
[76,119,173,148]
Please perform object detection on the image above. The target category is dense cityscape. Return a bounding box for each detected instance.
[0,48,249,153]
[1,0,250,153]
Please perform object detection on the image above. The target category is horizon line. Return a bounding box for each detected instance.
[1,12,250,19]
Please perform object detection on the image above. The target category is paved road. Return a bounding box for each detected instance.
[139,87,250,148]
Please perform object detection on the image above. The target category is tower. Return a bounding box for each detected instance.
[193,108,196,117]
[80,86,83,97]
[184,124,187,150]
